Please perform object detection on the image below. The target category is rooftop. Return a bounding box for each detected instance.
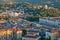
[0,19,7,23]
[40,17,60,22]
[0,28,22,36]
[23,35,40,38]
[28,30,39,33]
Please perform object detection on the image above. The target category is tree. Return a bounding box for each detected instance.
[22,29,27,36]
[39,28,46,40]
[47,36,51,40]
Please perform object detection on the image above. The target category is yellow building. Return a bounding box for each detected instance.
[0,28,22,40]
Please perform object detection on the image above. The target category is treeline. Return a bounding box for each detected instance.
[0,2,60,17]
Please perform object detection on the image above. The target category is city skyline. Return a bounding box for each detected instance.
[0,0,60,40]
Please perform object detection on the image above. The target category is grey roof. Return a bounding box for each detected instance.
[40,17,60,22]
[27,30,39,33]
[23,35,40,38]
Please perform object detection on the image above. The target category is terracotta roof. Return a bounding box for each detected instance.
[0,19,6,23]
[0,28,22,35]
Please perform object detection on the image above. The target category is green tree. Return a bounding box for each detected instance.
[22,29,27,36]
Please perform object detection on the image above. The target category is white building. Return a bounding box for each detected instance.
[45,32,51,38]
[39,17,60,28]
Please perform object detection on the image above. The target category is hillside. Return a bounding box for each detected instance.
[0,0,60,9]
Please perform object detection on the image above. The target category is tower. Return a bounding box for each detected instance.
[44,5,48,9]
